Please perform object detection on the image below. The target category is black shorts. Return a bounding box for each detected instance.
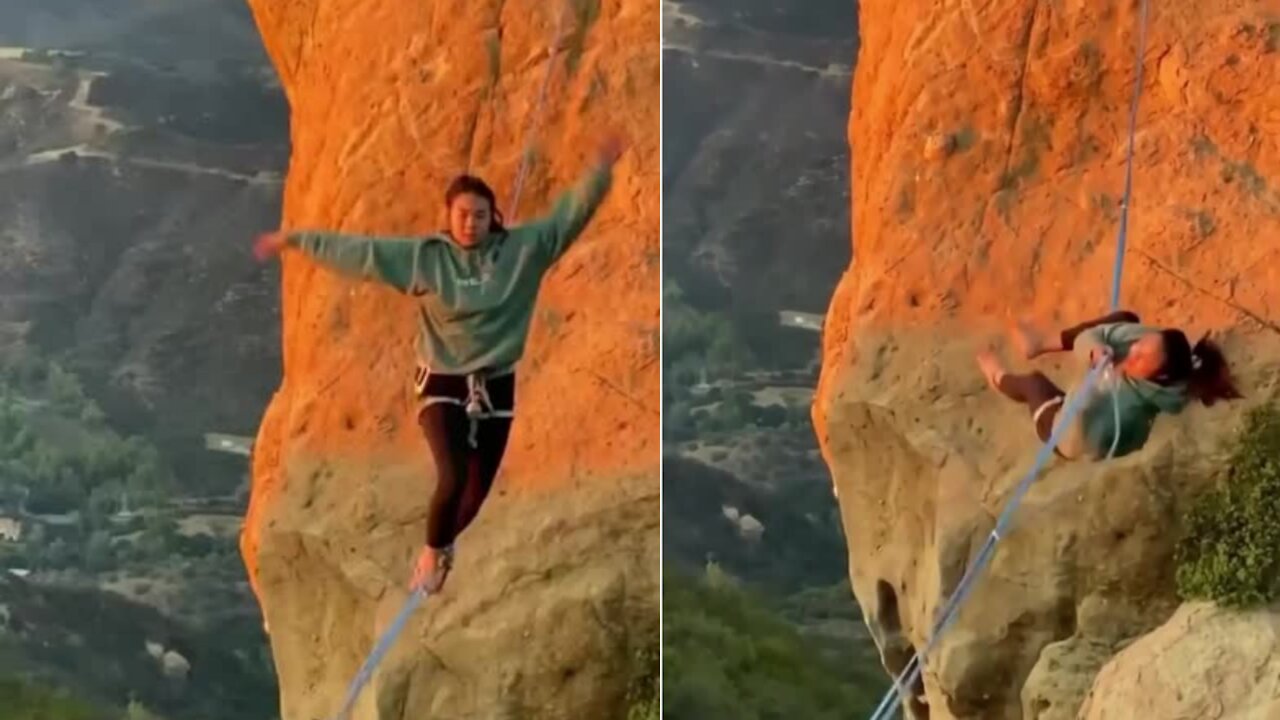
[415,369,516,417]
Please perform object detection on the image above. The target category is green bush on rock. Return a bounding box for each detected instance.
[1176,401,1280,608]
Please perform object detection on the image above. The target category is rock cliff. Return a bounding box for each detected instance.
[237,1,659,718]
[815,0,1280,718]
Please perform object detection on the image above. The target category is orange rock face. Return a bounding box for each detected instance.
[237,1,659,717]
[816,1,1280,718]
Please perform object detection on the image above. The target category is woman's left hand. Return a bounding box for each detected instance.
[595,132,627,167]
[252,231,288,262]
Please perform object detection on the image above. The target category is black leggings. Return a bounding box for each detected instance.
[997,310,1141,444]
[418,373,514,549]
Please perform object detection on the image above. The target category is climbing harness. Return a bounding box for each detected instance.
[416,366,516,447]
[865,0,1149,716]
[326,4,573,718]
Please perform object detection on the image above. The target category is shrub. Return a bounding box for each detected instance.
[626,642,658,720]
[0,676,98,719]
[1175,401,1280,608]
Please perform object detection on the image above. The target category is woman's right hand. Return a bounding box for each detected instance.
[253,231,288,262]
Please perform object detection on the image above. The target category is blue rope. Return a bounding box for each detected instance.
[866,0,1149,714]
[508,2,570,222]
[1109,0,1150,312]
[330,587,429,720]
[867,363,1107,720]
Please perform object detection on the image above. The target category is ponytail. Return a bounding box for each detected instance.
[1187,335,1244,407]
[1155,330,1244,407]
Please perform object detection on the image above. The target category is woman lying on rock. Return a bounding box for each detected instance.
[976,310,1243,461]
[254,132,626,594]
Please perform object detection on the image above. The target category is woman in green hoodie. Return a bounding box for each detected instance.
[976,310,1243,461]
[254,133,625,593]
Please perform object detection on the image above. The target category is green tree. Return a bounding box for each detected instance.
[85,530,115,572]
[663,568,885,720]
[45,362,87,414]
[124,698,165,720]
[663,280,755,380]
[81,400,107,426]
[0,676,98,719]
[45,537,73,569]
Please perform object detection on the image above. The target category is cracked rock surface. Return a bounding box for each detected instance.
[237,1,659,718]
[814,1,1280,718]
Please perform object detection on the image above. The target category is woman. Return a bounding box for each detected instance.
[254,133,626,593]
[976,310,1243,461]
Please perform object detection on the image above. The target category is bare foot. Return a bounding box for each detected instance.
[976,350,1007,392]
[409,544,454,594]
[1011,318,1046,360]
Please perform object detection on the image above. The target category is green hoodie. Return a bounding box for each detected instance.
[1061,322,1190,459]
[284,163,612,375]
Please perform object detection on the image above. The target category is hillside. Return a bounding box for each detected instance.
[0,1,287,714]
[0,572,274,719]
[0,22,286,494]
[662,0,855,338]
[659,1,887,716]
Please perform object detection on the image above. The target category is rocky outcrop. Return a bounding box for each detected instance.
[1079,602,1280,719]
[238,1,658,719]
[814,1,1280,718]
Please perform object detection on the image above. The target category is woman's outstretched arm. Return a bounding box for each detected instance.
[1018,311,1141,359]
[528,134,626,263]
[254,229,443,295]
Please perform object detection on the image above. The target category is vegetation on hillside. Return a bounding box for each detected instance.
[0,676,102,720]
[0,350,274,717]
[88,60,286,145]
[1176,399,1280,607]
[0,569,274,718]
[0,353,226,572]
[663,281,812,443]
[662,273,879,716]
[662,454,845,594]
[663,566,884,719]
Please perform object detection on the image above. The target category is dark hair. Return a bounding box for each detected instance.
[444,174,505,234]
[1157,329,1244,406]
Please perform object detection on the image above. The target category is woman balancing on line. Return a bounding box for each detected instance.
[976,310,1244,461]
[254,133,626,593]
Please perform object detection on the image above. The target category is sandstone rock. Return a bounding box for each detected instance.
[924,133,955,161]
[1079,602,1280,720]
[237,1,659,719]
[814,1,1280,718]
[1021,637,1113,720]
